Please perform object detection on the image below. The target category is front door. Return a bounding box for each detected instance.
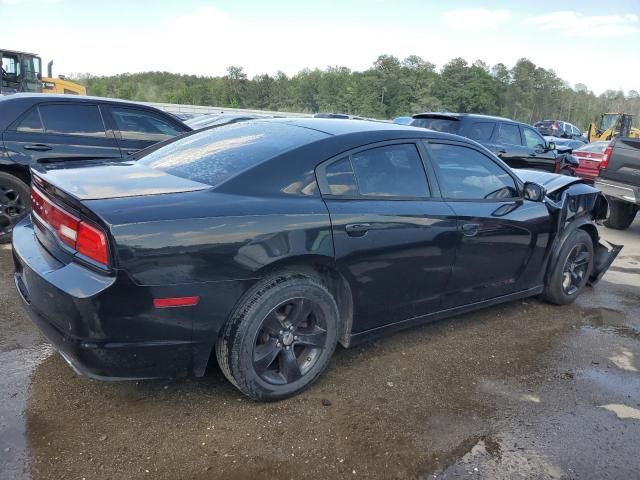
[317,142,458,333]
[424,141,551,307]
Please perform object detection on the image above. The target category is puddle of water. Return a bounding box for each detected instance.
[601,404,640,421]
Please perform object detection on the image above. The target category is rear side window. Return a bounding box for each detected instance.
[111,107,183,141]
[467,122,496,141]
[138,121,326,187]
[495,123,522,146]
[326,157,358,195]
[410,118,460,134]
[17,108,44,133]
[38,104,106,137]
[428,143,518,200]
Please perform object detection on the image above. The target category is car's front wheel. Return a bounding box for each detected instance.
[543,229,594,305]
[216,273,339,401]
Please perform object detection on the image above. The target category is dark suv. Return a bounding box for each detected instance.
[411,113,578,174]
[0,94,191,241]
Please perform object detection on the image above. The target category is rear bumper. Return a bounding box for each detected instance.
[12,218,195,380]
[595,178,639,205]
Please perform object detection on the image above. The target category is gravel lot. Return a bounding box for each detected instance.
[1,220,639,480]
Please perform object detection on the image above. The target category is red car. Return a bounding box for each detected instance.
[573,141,610,183]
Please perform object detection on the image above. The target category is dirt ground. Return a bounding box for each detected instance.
[1,220,639,480]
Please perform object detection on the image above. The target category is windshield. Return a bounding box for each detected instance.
[138,120,326,187]
[600,114,619,131]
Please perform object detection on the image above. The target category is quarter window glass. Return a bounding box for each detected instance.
[39,104,106,137]
[522,128,545,149]
[17,108,43,133]
[495,124,522,146]
[111,108,182,141]
[429,144,518,200]
[326,157,357,195]
[351,144,429,197]
[468,122,495,141]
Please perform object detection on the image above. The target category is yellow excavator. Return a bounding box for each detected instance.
[587,113,640,142]
[1,49,85,95]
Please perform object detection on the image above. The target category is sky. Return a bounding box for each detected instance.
[3,0,640,95]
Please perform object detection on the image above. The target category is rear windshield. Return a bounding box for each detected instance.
[138,121,326,187]
[410,117,460,134]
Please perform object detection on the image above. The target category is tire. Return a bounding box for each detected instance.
[603,199,638,230]
[543,229,594,305]
[216,273,339,401]
[0,172,31,244]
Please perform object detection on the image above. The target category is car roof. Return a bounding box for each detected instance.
[273,117,432,136]
[0,93,157,106]
[412,112,513,123]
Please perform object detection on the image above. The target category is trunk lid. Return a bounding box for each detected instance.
[30,159,211,201]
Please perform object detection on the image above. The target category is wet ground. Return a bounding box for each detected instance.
[1,221,639,480]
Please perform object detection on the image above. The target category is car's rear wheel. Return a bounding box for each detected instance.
[604,199,638,230]
[216,273,339,401]
[0,172,31,244]
[543,229,594,305]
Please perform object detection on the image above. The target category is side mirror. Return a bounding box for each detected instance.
[523,182,546,202]
[546,141,556,151]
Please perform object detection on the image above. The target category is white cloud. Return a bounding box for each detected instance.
[524,11,639,37]
[441,8,511,30]
[1,0,61,4]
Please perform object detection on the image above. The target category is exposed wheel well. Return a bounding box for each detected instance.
[578,223,599,249]
[257,259,354,348]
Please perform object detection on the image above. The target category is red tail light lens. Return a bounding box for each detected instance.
[31,186,109,267]
[600,146,613,170]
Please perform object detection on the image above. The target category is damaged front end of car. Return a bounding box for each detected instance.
[517,169,622,285]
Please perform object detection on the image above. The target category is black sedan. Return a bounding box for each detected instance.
[12,119,620,401]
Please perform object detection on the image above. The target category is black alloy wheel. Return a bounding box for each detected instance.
[253,297,328,385]
[561,243,591,295]
[0,173,31,243]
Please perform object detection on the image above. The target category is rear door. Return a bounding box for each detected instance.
[105,106,188,156]
[317,141,458,332]
[487,122,529,168]
[424,141,551,307]
[2,103,122,167]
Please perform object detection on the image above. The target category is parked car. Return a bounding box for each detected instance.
[186,113,274,130]
[543,135,586,151]
[0,94,191,242]
[411,113,578,174]
[534,120,587,143]
[392,116,413,125]
[594,137,640,229]
[572,141,610,183]
[13,118,619,401]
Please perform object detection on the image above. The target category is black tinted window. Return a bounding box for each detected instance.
[17,108,43,133]
[351,144,429,197]
[39,104,106,137]
[139,121,326,187]
[522,127,545,149]
[429,143,517,200]
[111,108,183,141]
[468,122,495,141]
[326,157,357,195]
[495,124,522,146]
[410,118,460,134]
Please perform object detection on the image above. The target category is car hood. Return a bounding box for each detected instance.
[513,169,583,193]
[30,160,210,200]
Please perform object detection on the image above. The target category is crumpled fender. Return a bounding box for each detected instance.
[543,182,622,285]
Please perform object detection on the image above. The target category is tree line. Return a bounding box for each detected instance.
[76,55,640,130]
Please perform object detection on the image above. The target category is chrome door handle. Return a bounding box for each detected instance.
[345,223,371,236]
[461,223,480,237]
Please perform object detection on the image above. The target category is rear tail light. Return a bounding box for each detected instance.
[600,146,613,170]
[31,186,109,267]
